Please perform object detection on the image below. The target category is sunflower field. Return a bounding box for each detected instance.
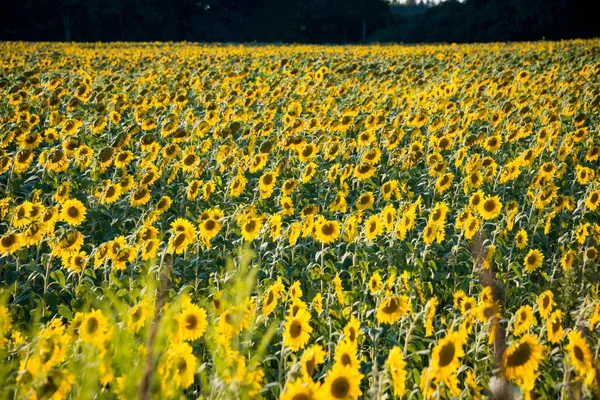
[1,40,600,399]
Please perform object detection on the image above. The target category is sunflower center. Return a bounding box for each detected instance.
[289,320,303,339]
[263,174,274,185]
[349,327,356,342]
[106,186,116,198]
[67,206,80,218]
[183,154,196,166]
[86,317,99,334]
[185,314,198,330]
[205,219,216,231]
[573,345,584,361]
[304,357,316,377]
[527,254,537,265]
[341,353,352,366]
[173,233,186,247]
[438,342,456,367]
[245,220,257,233]
[506,342,531,367]
[321,223,335,236]
[542,296,550,309]
[330,377,350,398]
[382,298,399,314]
[292,394,311,400]
[483,200,496,212]
[132,308,143,322]
[1,234,16,247]
[177,358,188,373]
[266,290,274,306]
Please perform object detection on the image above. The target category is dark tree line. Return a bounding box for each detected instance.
[1,0,598,43]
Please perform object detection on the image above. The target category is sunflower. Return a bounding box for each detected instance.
[503,334,543,383]
[565,331,595,386]
[317,364,363,400]
[140,239,159,261]
[364,214,383,241]
[79,309,110,346]
[229,174,247,197]
[547,310,564,343]
[281,378,319,400]
[376,295,410,325]
[240,217,262,242]
[478,195,502,220]
[301,344,326,378]
[483,134,502,152]
[334,339,359,369]
[355,192,374,211]
[537,290,554,319]
[515,229,528,249]
[158,342,197,393]
[130,186,151,207]
[0,232,22,255]
[463,215,480,239]
[176,303,208,342]
[368,272,383,294]
[435,173,454,193]
[127,301,151,333]
[430,331,466,384]
[387,346,407,398]
[51,230,84,258]
[100,183,121,205]
[354,163,375,181]
[259,171,277,198]
[283,310,312,352]
[262,287,278,317]
[199,217,220,241]
[513,305,535,336]
[524,249,544,273]
[12,201,33,228]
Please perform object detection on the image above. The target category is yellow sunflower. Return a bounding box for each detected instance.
[0,232,22,255]
[537,290,554,319]
[478,195,502,220]
[240,217,263,242]
[79,309,110,346]
[283,310,312,352]
[524,249,544,273]
[546,310,564,344]
[376,295,410,325]
[317,363,363,400]
[387,346,407,398]
[565,331,595,386]
[314,218,340,244]
[176,303,208,342]
[503,334,543,383]
[281,377,319,400]
[513,305,535,336]
[301,344,326,378]
[334,339,359,369]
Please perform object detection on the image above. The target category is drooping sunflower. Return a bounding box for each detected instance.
[502,334,543,383]
[546,310,564,344]
[524,249,544,273]
[565,331,595,386]
[129,186,151,207]
[513,305,535,336]
[301,344,326,378]
[100,183,121,205]
[283,310,312,352]
[376,295,410,325]
[317,363,363,400]
[387,346,407,398]
[176,303,208,342]
[537,290,554,319]
[0,232,22,255]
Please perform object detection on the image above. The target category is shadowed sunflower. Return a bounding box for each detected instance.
[387,346,407,398]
